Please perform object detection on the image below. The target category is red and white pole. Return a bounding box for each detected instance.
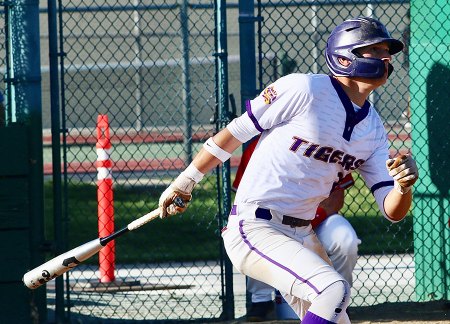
[96,114,115,283]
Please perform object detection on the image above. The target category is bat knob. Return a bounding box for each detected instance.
[174,196,185,208]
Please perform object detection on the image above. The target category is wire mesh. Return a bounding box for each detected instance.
[53,0,226,321]
[258,1,448,306]
[2,0,447,321]
[255,0,448,309]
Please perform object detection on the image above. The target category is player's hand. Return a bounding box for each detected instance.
[158,173,195,218]
[386,154,419,194]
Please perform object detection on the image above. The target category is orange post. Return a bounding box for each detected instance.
[96,114,115,283]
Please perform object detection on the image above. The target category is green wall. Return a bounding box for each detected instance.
[410,0,450,301]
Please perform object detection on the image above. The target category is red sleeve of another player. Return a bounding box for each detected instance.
[311,207,327,229]
[332,173,355,191]
[232,136,260,191]
[311,173,355,229]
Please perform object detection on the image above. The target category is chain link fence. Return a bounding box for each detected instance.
[256,1,414,307]
[46,0,230,322]
[1,0,449,322]
[409,0,450,303]
[256,0,448,309]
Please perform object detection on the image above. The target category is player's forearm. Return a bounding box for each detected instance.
[192,128,243,175]
[383,189,412,222]
[158,129,243,218]
[318,189,345,216]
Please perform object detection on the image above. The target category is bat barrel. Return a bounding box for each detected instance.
[22,205,163,289]
[23,239,103,289]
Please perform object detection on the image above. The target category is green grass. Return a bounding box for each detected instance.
[44,179,223,264]
[342,175,414,255]
[44,175,413,264]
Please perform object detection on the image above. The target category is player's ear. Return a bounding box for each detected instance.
[338,57,351,67]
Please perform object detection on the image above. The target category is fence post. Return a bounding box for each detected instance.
[215,0,234,320]
[96,114,115,283]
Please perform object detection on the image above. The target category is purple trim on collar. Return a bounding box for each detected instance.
[230,204,237,215]
[238,219,321,295]
[245,99,265,133]
[329,76,370,141]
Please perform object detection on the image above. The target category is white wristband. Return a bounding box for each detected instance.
[203,137,232,162]
[183,163,205,184]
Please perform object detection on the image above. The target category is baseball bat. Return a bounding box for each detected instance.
[23,197,184,289]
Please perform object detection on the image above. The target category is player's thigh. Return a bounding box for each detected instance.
[222,219,343,299]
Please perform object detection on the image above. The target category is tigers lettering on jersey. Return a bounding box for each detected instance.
[262,86,277,105]
[290,136,365,171]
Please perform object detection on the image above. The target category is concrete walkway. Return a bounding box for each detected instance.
[46,254,416,322]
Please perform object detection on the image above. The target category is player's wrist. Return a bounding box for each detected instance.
[172,163,205,193]
[394,181,411,195]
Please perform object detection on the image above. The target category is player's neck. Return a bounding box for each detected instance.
[333,76,379,107]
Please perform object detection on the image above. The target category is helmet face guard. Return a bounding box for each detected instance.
[325,17,404,78]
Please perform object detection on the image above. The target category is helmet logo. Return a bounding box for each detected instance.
[370,21,389,35]
[371,21,380,29]
[370,21,391,37]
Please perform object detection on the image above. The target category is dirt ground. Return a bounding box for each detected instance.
[349,300,450,323]
[218,300,450,324]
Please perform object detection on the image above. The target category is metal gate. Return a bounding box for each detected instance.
[47,0,233,322]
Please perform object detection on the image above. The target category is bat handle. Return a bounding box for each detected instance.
[127,208,161,231]
[173,196,185,208]
[127,197,186,231]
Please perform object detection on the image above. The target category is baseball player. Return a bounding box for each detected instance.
[234,137,359,322]
[159,17,419,324]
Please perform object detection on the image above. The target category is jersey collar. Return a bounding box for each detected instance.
[329,76,370,141]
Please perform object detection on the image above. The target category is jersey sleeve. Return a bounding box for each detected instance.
[227,74,312,142]
[357,130,394,194]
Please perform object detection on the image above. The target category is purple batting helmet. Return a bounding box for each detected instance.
[325,17,404,78]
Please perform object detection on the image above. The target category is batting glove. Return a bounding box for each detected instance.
[386,154,419,194]
[158,164,204,218]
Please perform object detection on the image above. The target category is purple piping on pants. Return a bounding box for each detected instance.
[245,100,265,132]
[238,219,321,295]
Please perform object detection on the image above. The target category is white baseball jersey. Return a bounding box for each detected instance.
[227,73,393,219]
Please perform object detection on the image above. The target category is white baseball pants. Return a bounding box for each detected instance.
[222,203,351,323]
